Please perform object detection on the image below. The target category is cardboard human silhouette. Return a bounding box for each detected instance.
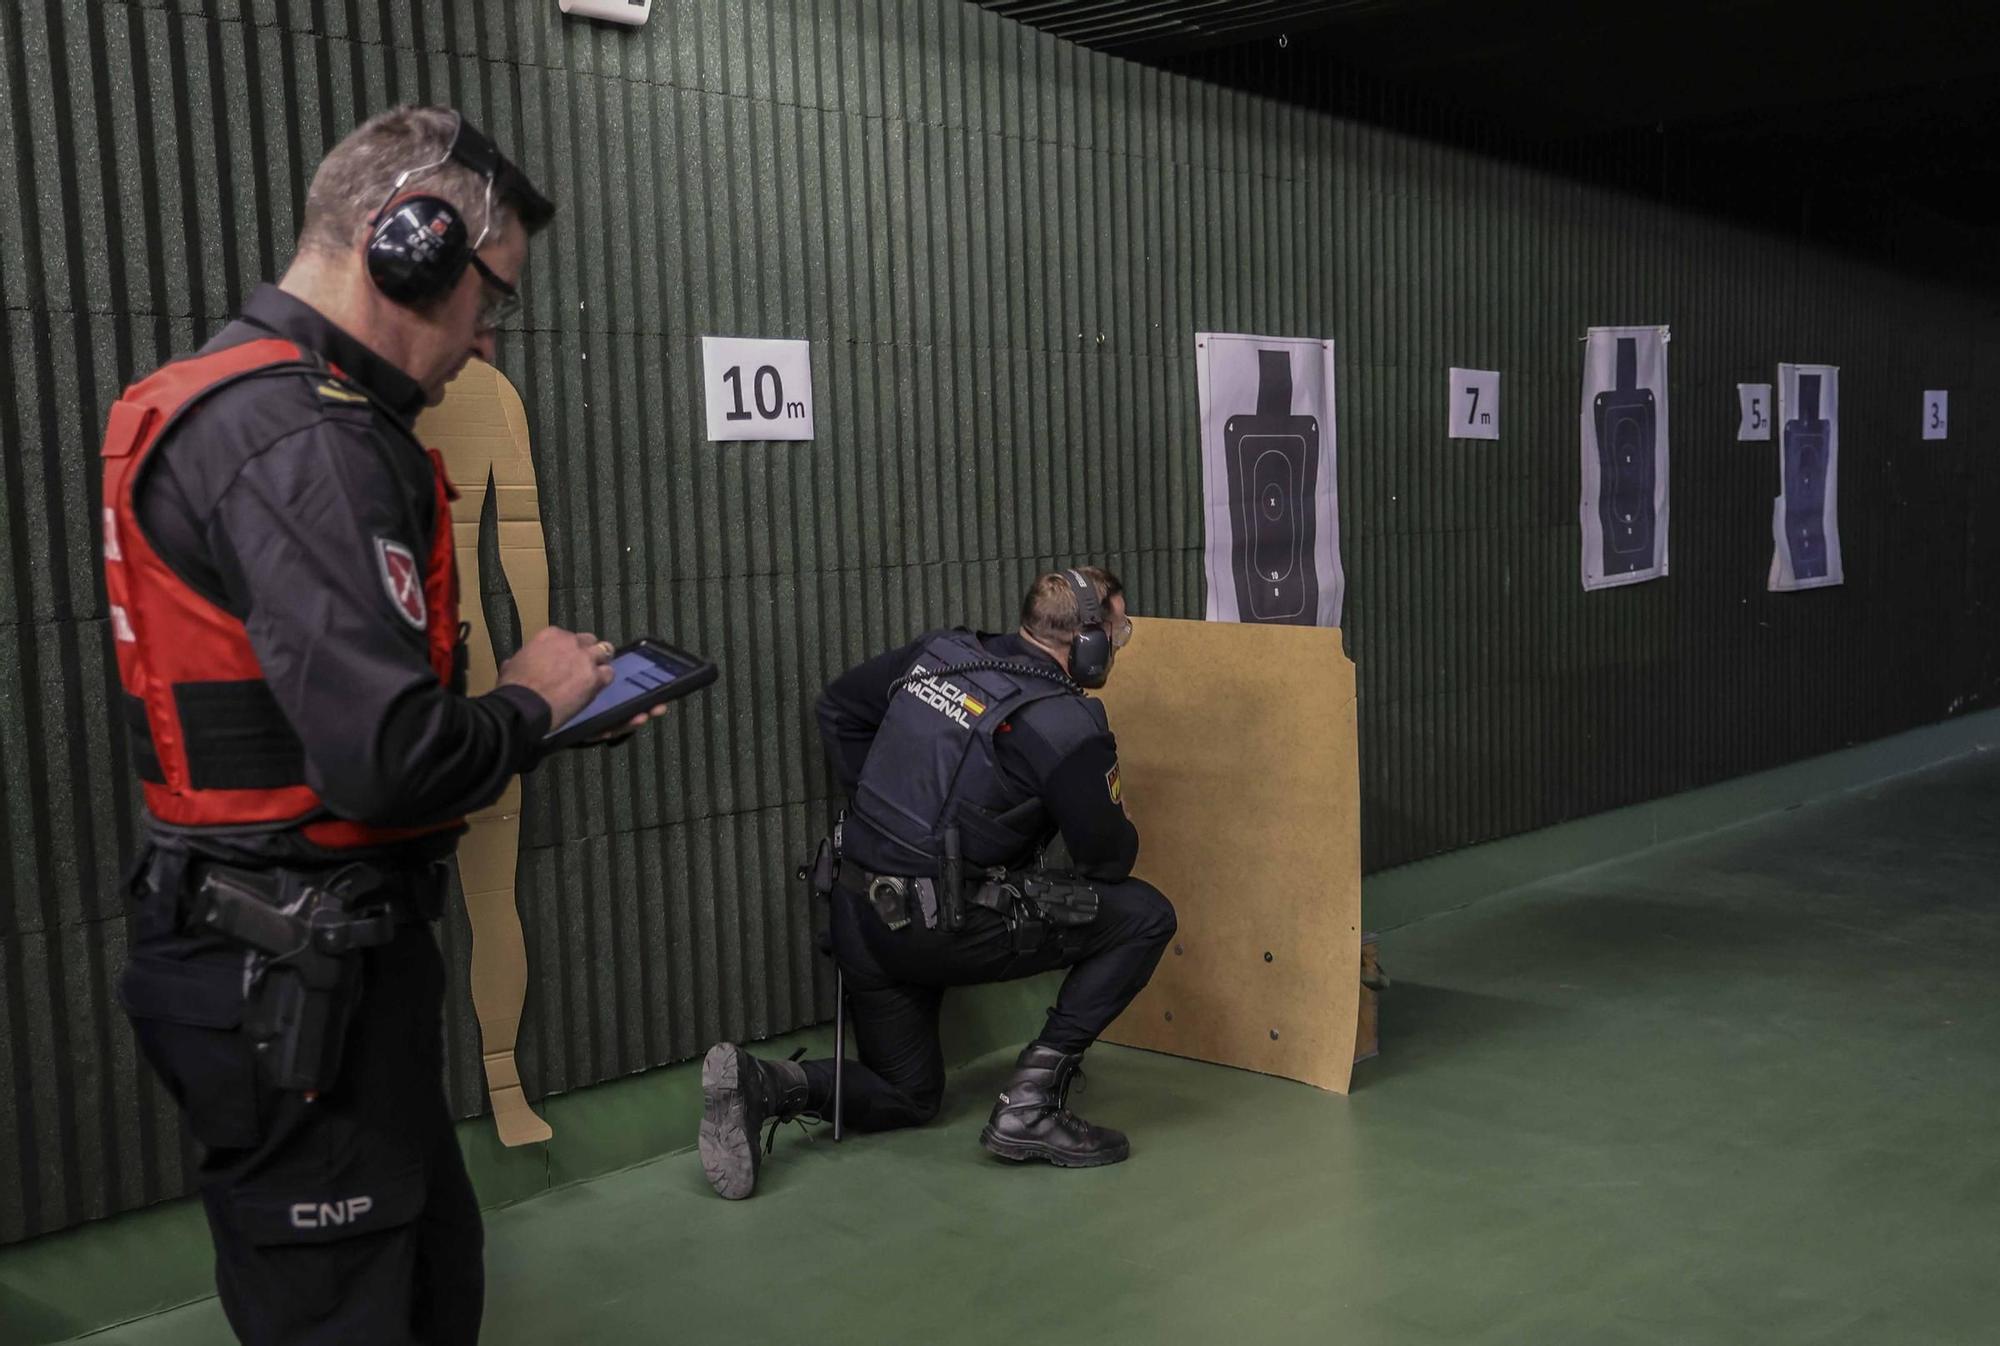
[416,359,554,1146]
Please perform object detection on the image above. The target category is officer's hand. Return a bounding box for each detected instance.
[588,703,671,746]
[616,704,670,732]
[498,627,615,728]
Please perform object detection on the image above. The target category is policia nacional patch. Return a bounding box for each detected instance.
[1106,763,1122,805]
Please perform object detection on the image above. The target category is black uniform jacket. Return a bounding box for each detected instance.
[134,285,549,865]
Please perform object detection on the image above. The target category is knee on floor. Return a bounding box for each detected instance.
[897,1085,945,1127]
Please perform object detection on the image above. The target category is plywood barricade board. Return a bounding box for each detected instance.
[414,359,553,1146]
[1097,617,1361,1093]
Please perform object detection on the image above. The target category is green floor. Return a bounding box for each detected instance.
[78,753,2000,1344]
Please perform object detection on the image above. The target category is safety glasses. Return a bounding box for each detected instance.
[468,253,521,330]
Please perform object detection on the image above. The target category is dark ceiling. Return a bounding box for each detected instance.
[976,1,1998,131]
[975,1,2000,255]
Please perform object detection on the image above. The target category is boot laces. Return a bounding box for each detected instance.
[1047,1062,1091,1131]
[761,1048,825,1155]
[762,1113,824,1155]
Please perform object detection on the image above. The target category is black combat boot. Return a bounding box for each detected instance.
[978,1043,1131,1167]
[699,1043,812,1200]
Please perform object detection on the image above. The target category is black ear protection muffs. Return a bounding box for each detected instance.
[1064,568,1112,689]
[364,113,555,309]
[366,194,473,305]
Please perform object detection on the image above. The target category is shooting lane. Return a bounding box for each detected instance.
[1097,618,1362,1093]
[12,3,2000,1343]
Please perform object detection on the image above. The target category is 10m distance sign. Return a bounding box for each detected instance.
[701,336,815,441]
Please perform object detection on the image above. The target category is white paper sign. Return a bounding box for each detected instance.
[1737,383,1773,441]
[701,336,815,441]
[1448,368,1500,440]
[1923,390,1949,441]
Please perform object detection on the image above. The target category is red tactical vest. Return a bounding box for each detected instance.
[99,337,463,850]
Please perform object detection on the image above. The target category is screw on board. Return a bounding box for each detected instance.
[1164,1011,1174,1023]
[1269,1029,1280,1040]
[1174,943,1184,956]
[1263,951,1273,963]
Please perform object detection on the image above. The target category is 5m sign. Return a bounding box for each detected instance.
[701,336,815,441]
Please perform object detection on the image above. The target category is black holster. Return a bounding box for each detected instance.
[998,870,1099,953]
[1019,871,1102,928]
[189,863,398,1095]
[800,834,839,902]
[799,815,843,952]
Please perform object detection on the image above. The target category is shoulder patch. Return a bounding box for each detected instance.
[315,380,371,405]
[376,537,426,629]
[1105,763,1122,805]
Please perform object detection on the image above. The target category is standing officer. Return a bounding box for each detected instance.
[100,107,660,1343]
[697,568,1177,1199]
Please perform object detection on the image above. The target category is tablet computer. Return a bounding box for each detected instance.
[543,637,718,748]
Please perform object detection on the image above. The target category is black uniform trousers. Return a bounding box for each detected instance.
[121,854,482,1345]
[799,876,1176,1131]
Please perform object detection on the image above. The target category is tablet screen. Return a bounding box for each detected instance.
[565,648,684,729]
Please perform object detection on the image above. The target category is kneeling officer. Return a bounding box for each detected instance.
[699,567,1177,1198]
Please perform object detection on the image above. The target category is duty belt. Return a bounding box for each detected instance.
[855,867,1101,941]
[183,858,448,925]
[855,870,1016,933]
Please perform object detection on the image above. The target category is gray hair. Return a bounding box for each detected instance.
[297,105,504,257]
